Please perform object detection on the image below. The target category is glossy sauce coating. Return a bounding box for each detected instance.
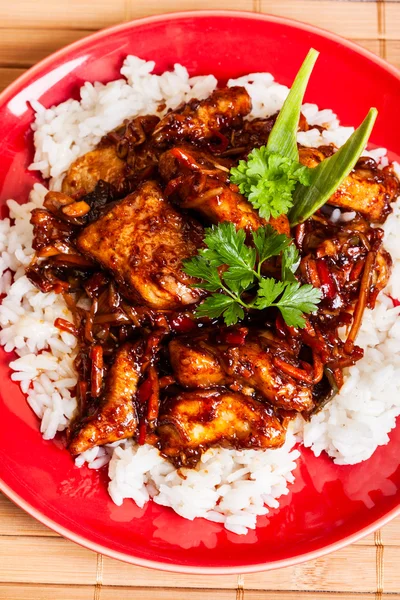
[77,180,204,310]
[68,342,142,454]
[24,85,400,466]
[169,335,313,412]
[157,389,286,467]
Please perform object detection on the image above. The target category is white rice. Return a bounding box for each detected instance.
[1,56,399,533]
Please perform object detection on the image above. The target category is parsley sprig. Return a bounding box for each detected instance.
[230,150,310,220]
[183,222,322,327]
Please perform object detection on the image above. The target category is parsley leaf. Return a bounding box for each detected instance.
[278,283,322,328]
[203,222,256,271]
[182,256,222,292]
[255,279,322,328]
[182,222,321,328]
[195,294,244,326]
[253,278,286,307]
[252,224,292,267]
[202,222,256,291]
[281,244,301,282]
[230,150,311,220]
[221,301,245,326]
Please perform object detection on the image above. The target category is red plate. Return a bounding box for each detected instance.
[0,11,399,573]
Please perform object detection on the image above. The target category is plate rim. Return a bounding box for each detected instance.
[0,9,400,574]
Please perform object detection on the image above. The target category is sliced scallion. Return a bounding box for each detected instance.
[267,48,319,162]
[289,108,378,225]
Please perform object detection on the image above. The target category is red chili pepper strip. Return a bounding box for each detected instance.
[345,251,376,354]
[316,258,337,300]
[90,345,104,399]
[169,314,196,333]
[147,366,160,424]
[224,331,247,346]
[220,327,248,346]
[349,260,365,282]
[273,356,314,384]
[54,317,78,337]
[388,294,400,308]
[170,147,201,170]
[138,419,147,445]
[137,376,152,404]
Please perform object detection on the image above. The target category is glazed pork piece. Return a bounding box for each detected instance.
[329,158,398,223]
[62,115,161,196]
[169,336,313,412]
[152,86,252,147]
[169,337,230,389]
[299,148,399,223]
[157,389,286,466]
[68,342,141,454]
[159,145,290,235]
[62,146,126,196]
[76,180,204,310]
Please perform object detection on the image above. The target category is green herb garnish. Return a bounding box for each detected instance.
[281,243,301,282]
[230,149,310,220]
[183,222,321,327]
[254,278,323,329]
[230,48,377,227]
[289,108,378,224]
[230,49,319,219]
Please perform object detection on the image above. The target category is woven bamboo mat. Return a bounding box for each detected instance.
[1,0,400,598]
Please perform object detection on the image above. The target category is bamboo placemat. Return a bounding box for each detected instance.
[1,1,400,598]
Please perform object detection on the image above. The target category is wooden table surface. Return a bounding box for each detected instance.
[1,1,400,598]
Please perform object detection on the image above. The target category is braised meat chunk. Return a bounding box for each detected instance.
[76,181,204,309]
[153,86,252,147]
[169,336,313,412]
[62,146,126,196]
[157,390,285,466]
[328,158,397,223]
[159,145,290,235]
[169,337,229,389]
[222,339,313,412]
[299,149,398,223]
[68,342,141,454]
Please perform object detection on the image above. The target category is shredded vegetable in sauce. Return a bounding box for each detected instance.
[25,50,400,467]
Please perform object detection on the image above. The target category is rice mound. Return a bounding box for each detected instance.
[1,56,399,534]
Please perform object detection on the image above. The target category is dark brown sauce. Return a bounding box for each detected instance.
[24,85,400,466]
